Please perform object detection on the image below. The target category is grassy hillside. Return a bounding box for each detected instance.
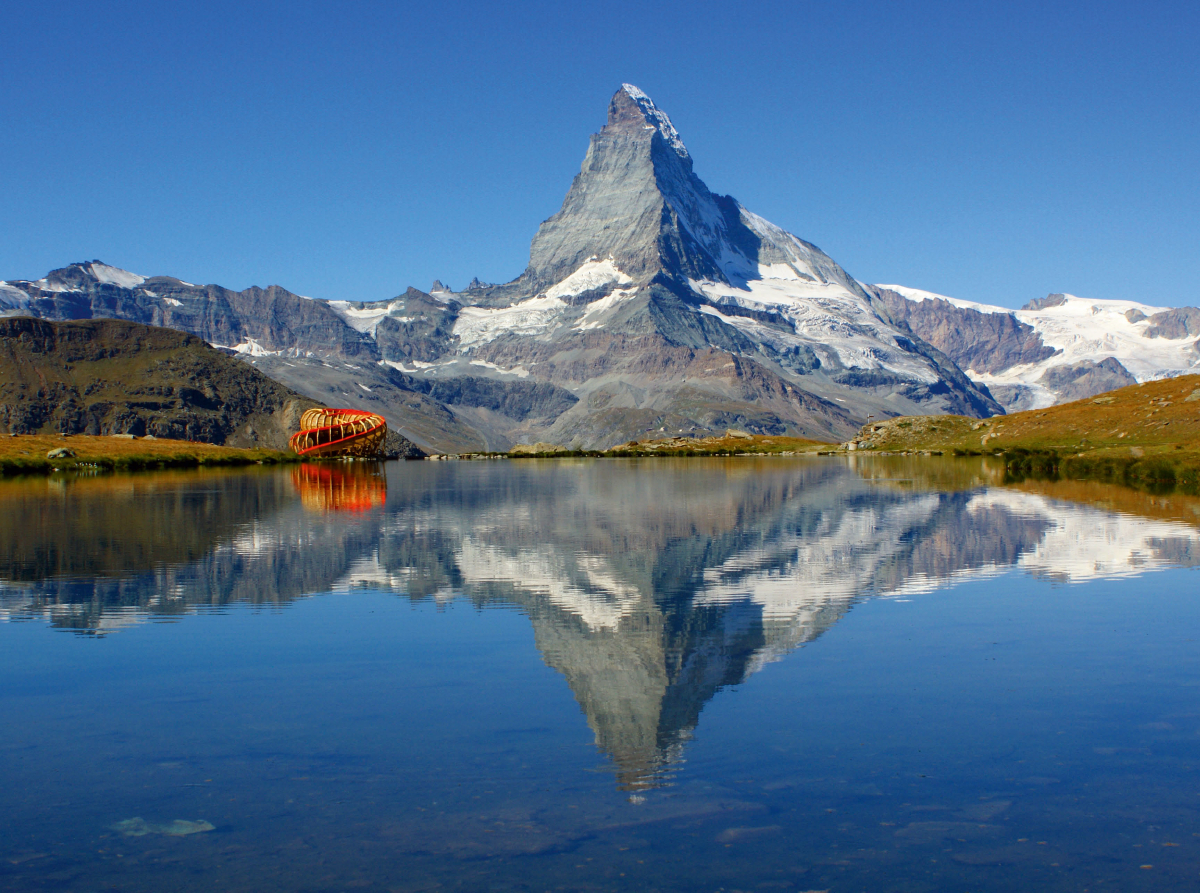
[847,374,1200,489]
[0,316,319,448]
[0,433,295,475]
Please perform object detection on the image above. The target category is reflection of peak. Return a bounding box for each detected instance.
[526,597,770,791]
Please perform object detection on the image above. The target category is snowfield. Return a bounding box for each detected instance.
[879,284,1200,404]
[453,294,568,348]
[692,268,941,383]
[545,258,632,299]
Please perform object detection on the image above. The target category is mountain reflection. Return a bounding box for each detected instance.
[2,458,1199,787]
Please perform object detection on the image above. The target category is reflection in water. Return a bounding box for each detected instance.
[2,457,1199,789]
[292,462,387,513]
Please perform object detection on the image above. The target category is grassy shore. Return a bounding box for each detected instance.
[846,374,1200,491]
[0,434,298,475]
[492,432,826,459]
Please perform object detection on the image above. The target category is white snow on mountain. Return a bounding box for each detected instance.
[880,284,1200,406]
[877,283,1010,315]
[328,300,403,336]
[453,294,567,348]
[0,283,32,310]
[692,269,940,383]
[32,278,80,293]
[544,258,632,299]
[88,263,145,289]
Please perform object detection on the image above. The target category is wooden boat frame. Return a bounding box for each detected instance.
[288,408,388,458]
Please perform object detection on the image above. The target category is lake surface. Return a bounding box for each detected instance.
[2,456,1199,892]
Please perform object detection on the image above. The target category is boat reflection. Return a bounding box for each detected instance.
[293,462,387,513]
[1,458,1198,789]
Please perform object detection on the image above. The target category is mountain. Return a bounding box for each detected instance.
[330,84,1001,447]
[877,285,1200,411]
[0,316,319,447]
[1,86,1003,451]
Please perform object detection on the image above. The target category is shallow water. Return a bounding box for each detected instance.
[2,456,1199,891]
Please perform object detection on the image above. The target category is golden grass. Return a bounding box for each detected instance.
[0,433,296,475]
[847,374,1200,491]
[855,374,1200,454]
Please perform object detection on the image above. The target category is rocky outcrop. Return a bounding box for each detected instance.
[1037,357,1137,402]
[1022,293,1069,311]
[1143,307,1200,339]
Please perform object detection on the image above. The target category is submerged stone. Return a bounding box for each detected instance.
[111,817,215,837]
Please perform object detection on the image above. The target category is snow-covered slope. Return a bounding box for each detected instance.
[879,284,1200,410]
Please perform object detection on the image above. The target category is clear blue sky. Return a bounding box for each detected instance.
[2,0,1197,308]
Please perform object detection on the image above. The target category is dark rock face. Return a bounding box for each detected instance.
[0,316,319,447]
[1022,293,1069,311]
[372,288,460,363]
[1037,357,1137,402]
[876,288,1058,375]
[402,375,578,422]
[1143,307,1200,339]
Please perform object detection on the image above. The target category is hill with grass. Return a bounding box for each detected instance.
[845,374,1200,489]
[0,316,319,448]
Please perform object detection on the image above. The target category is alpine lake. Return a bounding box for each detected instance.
[2,455,1199,893]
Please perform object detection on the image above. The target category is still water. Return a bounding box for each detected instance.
[2,457,1199,892]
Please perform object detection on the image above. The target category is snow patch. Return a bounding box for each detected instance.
[545,258,632,299]
[0,284,32,310]
[453,295,567,347]
[88,263,145,289]
[875,283,1010,315]
[33,278,81,293]
[469,359,531,378]
[230,339,277,357]
[574,288,638,330]
[327,300,403,336]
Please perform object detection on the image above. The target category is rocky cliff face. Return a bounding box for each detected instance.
[875,288,1059,375]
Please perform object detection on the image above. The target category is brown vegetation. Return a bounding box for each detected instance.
[0,433,295,475]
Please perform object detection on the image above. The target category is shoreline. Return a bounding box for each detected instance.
[0,434,298,476]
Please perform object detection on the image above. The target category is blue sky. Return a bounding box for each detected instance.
[2,0,1197,308]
